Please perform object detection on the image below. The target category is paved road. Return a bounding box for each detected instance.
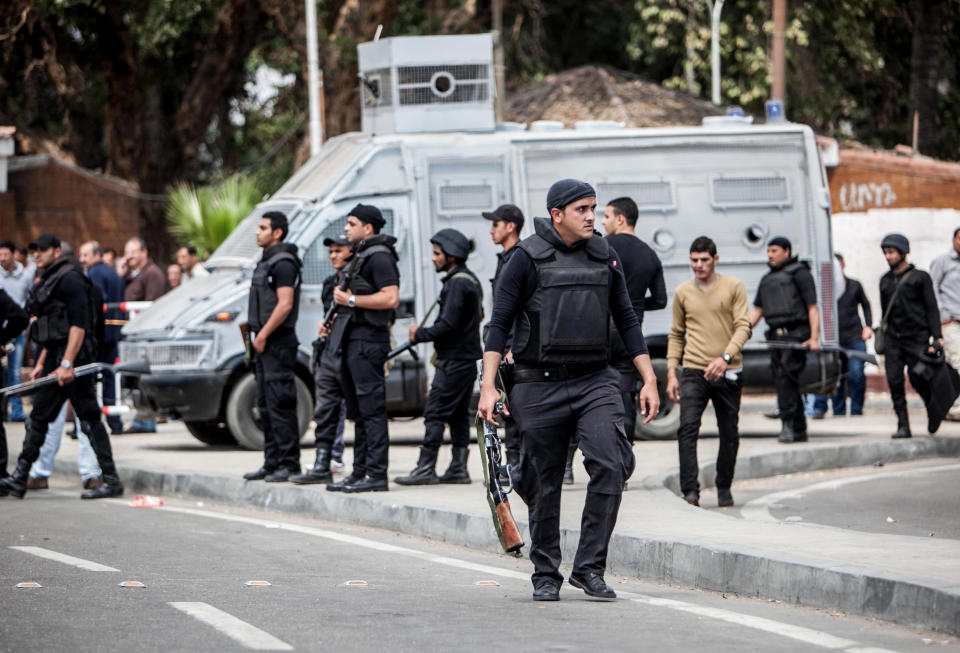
[2,486,954,652]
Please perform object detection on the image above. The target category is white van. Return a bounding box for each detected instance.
[120,33,840,447]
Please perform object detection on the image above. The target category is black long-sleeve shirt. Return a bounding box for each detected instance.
[837,278,872,344]
[605,233,667,323]
[0,289,28,345]
[879,264,941,342]
[484,241,648,360]
[413,264,483,361]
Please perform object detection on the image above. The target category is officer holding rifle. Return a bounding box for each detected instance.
[478,179,659,602]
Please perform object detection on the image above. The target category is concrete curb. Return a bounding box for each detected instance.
[109,443,960,637]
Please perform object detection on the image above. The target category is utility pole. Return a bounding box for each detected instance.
[305,0,322,157]
[771,0,786,104]
[492,0,505,122]
[709,0,726,105]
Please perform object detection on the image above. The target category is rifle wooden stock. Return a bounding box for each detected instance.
[495,500,524,553]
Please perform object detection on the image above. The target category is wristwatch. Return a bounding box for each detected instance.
[60,359,73,370]
[721,353,732,364]
[347,295,356,308]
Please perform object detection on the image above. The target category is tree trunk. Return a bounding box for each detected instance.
[909,0,943,155]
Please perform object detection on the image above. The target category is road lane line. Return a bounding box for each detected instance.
[119,502,898,652]
[168,602,293,651]
[9,546,119,572]
[742,462,960,522]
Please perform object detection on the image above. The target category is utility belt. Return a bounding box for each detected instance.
[512,361,608,384]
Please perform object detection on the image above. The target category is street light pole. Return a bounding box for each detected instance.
[305,0,322,157]
[710,0,725,105]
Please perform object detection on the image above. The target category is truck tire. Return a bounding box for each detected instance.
[184,420,237,446]
[225,372,314,451]
[635,383,680,440]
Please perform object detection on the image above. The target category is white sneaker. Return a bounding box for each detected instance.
[331,459,345,473]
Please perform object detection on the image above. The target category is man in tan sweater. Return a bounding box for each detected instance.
[666,237,751,507]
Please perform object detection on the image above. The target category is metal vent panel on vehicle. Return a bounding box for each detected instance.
[711,175,791,208]
[596,182,674,212]
[438,184,494,213]
[119,341,213,369]
[397,65,489,106]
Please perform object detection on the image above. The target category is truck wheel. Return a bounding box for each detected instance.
[635,383,680,440]
[226,372,314,451]
[184,420,237,446]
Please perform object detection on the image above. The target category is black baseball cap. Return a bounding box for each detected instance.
[30,233,61,250]
[323,234,351,247]
[482,204,525,229]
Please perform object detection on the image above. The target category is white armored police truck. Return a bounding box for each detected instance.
[120,33,840,447]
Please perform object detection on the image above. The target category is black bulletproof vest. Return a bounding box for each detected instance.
[345,235,399,329]
[758,259,808,328]
[248,243,301,331]
[27,257,98,359]
[513,227,611,365]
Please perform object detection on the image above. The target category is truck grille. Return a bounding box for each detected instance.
[120,341,213,369]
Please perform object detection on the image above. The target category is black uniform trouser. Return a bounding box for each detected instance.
[769,327,809,433]
[342,336,390,480]
[423,359,477,449]
[510,366,635,585]
[313,346,346,449]
[17,348,117,478]
[677,369,742,496]
[884,337,932,422]
[255,332,300,472]
[0,419,7,474]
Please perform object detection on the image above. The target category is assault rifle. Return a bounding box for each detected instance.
[0,360,151,398]
[476,398,524,556]
[385,298,441,362]
[759,341,878,366]
[323,254,361,331]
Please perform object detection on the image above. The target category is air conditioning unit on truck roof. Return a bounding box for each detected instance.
[120,33,840,449]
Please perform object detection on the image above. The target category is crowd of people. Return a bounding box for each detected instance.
[0,236,210,493]
[1,180,958,602]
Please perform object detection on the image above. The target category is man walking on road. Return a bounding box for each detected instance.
[749,237,820,444]
[395,229,483,486]
[291,234,351,485]
[478,178,659,602]
[242,212,303,483]
[879,233,943,438]
[666,237,750,508]
[930,228,960,422]
[0,233,123,499]
[324,204,400,494]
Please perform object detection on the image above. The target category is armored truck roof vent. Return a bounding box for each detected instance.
[358,34,495,134]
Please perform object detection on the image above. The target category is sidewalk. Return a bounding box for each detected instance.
[9,407,960,636]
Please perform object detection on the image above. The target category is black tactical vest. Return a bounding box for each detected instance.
[512,226,611,365]
[758,259,808,328]
[248,243,302,332]
[26,257,98,359]
[345,235,399,329]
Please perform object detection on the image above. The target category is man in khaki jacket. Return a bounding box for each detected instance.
[666,237,751,508]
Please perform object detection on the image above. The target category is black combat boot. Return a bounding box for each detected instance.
[777,422,807,443]
[892,411,912,439]
[291,448,333,484]
[81,472,124,499]
[326,471,364,492]
[0,459,30,499]
[438,447,470,484]
[563,442,576,485]
[394,447,440,485]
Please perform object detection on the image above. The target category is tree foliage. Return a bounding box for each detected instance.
[166,174,264,259]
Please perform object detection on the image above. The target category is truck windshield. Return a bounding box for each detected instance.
[206,202,298,269]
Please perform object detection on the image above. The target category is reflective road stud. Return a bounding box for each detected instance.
[473,580,501,587]
[16,582,42,589]
[118,581,146,588]
[245,580,272,587]
[343,580,368,587]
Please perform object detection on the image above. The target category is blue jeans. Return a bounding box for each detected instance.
[813,340,867,416]
[30,402,102,481]
[5,334,25,420]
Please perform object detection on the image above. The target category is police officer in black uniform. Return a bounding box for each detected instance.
[325,204,400,494]
[395,229,482,486]
[478,179,659,602]
[878,233,943,438]
[0,233,123,499]
[0,288,28,485]
[749,236,820,443]
[483,204,524,477]
[291,234,351,484]
[243,212,303,483]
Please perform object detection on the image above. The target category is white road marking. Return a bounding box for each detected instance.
[168,602,293,651]
[9,546,119,572]
[741,462,960,522]
[114,501,899,653]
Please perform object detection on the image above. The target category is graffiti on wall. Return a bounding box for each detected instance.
[838,182,898,212]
